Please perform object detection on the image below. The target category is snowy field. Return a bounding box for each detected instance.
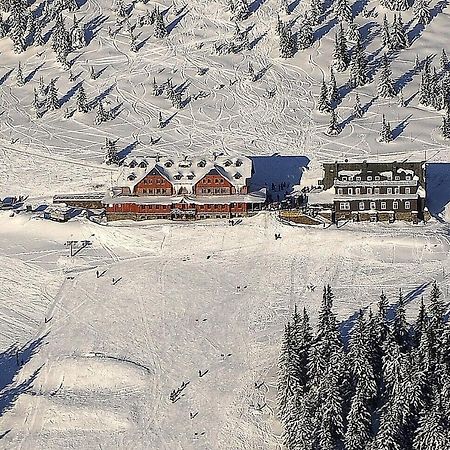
[0,211,449,448]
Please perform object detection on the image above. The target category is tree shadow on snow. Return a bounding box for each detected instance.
[60,82,83,107]
[424,163,450,218]
[288,0,301,13]
[249,31,267,50]
[167,9,188,35]
[391,114,412,139]
[136,35,151,51]
[0,69,14,86]
[85,15,108,45]
[108,103,123,120]
[314,17,338,43]
[352,0,371,19]
[0,335,47,417]
[117,140,138,160]
[24,63,45,84]
[394,62,420,93]
[249,0,266,13]
[90,84,116,108]
[359,21,380,49]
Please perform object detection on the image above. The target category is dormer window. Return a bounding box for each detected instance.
[138,160,148,168]
[197,160,206,167]
[164,160,173,167]
[406,175,411,180]
[224,159,232,167]
[235,159,243,167]
[178,160,192,168]
[129,160,138,168]
[187,174,195,180]
[173,174,183,180]
[233,172,242,179]
[127,173,136,181]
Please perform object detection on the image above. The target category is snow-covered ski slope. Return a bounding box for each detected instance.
[1,0,450,197]
[0,212,449,448]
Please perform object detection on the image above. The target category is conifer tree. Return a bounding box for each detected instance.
[229,0,249,21]
[279,20,297,58]
[329,68,339,103]
[16,62,24,87]
[104,138,120,165]
[413,298,428,346]
[378,53,396,98]
[353,93,364,118]
[382,15,391,49]
[414,0,431,25]
[280,0,290,14]
[153,8,168,38]
[333,24,349,72]
[440,49,448,72]
[327,108,341,135]
[419,58,432,106]
[130,31,137,52]
[38,76,46,97]
[393,290,409,347]
[46,80,60,110]
[318,80,331,113]
[349,37,369,87]
[309,0,323,25]
[334,0,352,22]
[0,15,7,39]
[95,100,108,124]
[297,17,313,50]
[391,14,408,50]
[344,389,372,450]
[346,22,359,43]
[413,401,450,449]
[397,88,405,107]
[172,91,183,109]
[35,20,45,46]
[76,83,88,113]
[379,114,393,142]
[442,108,450,139]
[158,111,165,128]
[33,88,42,118]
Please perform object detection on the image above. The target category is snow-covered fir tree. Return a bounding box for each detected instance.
[382,14,391,48]
[34,20,45,46]
[46,80,60,110]
[346,22,359,43]
[280,0,290,15]
[317,80,331,112]
[247,62,257,82]
[70,15,86,49]
[153,8,167,38]
[379,114,393,142]
[440,49,448,71]
[297,17,313,50]
[309,0,323,25]
[390,0,410,11]
[414,0,431,25]
[130,31,137,52]
[76,84,89,113]
[419,58,432,106]
[412,400,450,449]
[16,62,24,87]
[378,54,396,98]
[104,138,120,165]
[329,68,339,103]
[0,15,7,39]
[95,100,109,124]
[333,24,350,71]
[391,13,408,50]
[279,20,297,58]
[349,36,369,87]
[158,111,165,128]
[441,108,450,139]
[33,88,42,118]
[353,93,364,117]
[334,0,352,23]
[397,88,405,107]
[327,108,341,135]
[227,0,249,21]
[172,90,183,109]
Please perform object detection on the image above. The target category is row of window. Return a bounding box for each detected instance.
[340,201,411,211]
[337,187,412,195]
[198,187,230,194]
[139,188,172,195]
[340,174,412,181]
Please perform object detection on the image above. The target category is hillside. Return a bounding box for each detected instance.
[0,0,450,198]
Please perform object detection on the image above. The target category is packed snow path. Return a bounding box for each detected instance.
[0,213,449,448]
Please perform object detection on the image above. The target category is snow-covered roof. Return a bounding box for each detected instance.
[117,155,252,193]
[103,189,267,205]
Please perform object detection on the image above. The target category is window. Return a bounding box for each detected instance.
[405,201,411,210]
[406,175,411,180]
[355,188,361,195]
[356,176,361,181]
[359,202,364,210]
[340,202,350,210]
[395,176,400,180]
[375,176,380,180]
[370,201,376,210]
[393,201,398,210]
[381,202,387,210]
[341,176,347,181]
[394,187,400,194]
[367,176,372,181]
[337,188,343,195]
[367,188,373,194]
[375,188,380,194]
[348,188,353,195]
[387,188,392,194]
[405,187,410,194]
